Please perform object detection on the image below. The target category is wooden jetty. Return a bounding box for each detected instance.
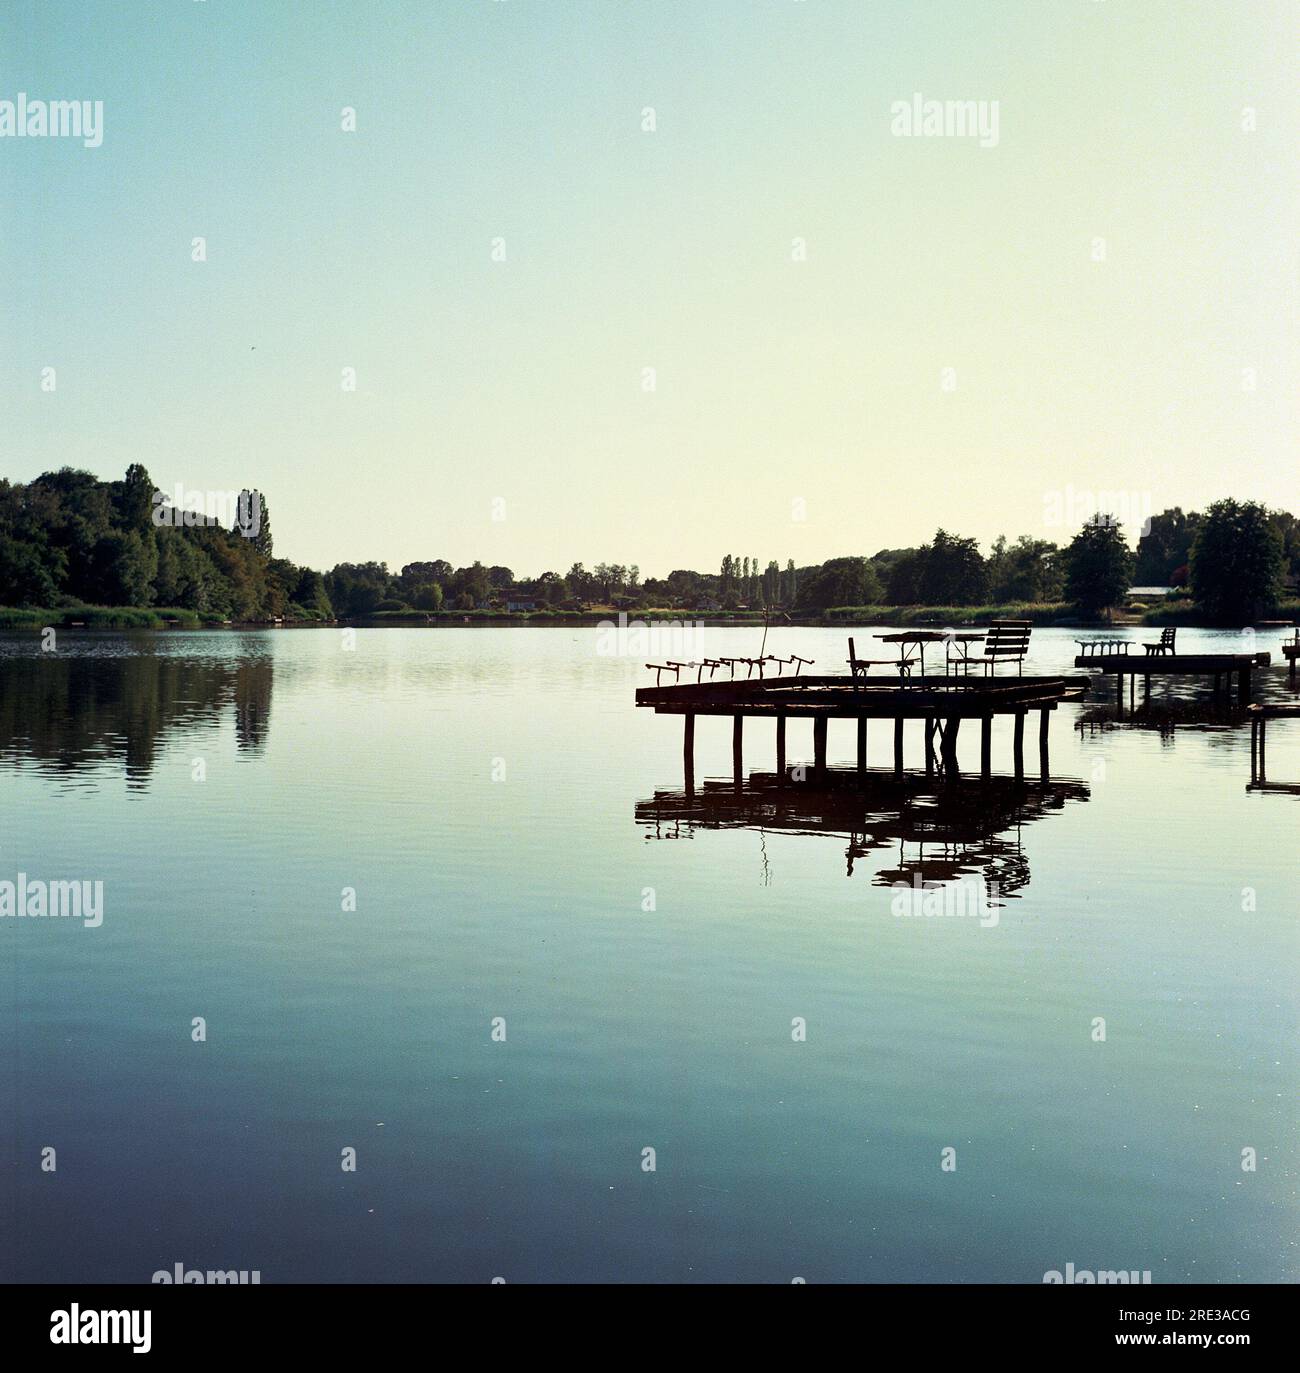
[1247,702,1300,787]
[636,672,1090,789]
[1072,650,1271,716]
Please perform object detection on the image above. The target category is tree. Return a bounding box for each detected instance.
[1134,507,1201,586]
[0,531,63,605]
[1189,499,1284,624]
[238,489,273,558]
[92,529,158,605]
[325,562,392,615]
[412,582,443,611]
[886,550,925,604]
[989,535,1063,602]
[450,562,492,606]
[114,463,155,532]
[919,529,988,606]
[293,568,334,617]
[1064,518,1134,617]
[797,557,882,610]
[566,563,594,600]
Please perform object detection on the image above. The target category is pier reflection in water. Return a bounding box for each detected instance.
[636,766,1090,899]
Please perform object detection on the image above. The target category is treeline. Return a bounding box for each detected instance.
[2,467,1296,625]
[782,504,1297,622]
[0,466,330,620]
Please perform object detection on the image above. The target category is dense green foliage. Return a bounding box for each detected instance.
[2,469,1294,625]
[1064,519,1135,617]
[1189,499,1285,624]
[1134,507,1201,586]
[0,466,330,621]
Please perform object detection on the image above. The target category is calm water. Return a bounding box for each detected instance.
[1,626,1296,1283]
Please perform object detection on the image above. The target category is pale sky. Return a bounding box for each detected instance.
[2,0,1296,577]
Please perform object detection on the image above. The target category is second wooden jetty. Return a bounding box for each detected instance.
[1072,649,1271,715]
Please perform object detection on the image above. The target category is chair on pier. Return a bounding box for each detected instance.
[846,637,900,683]
[647,659,727,685]
[976,620,1031,675]
[1143,626,1177,656]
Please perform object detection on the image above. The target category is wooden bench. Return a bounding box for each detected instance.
[975,620,1031,675]
[1143,626,1177,656]
[1075,637,1132,657]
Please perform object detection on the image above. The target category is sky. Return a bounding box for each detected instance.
[1,0,1296,578]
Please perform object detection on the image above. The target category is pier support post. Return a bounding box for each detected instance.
[941,717,960,781]
[776,713,786,777]
[813,716,827,778]
[1115,673,1124,719]
[1013,710,1025,780]
[683,713,695,794]
[1259,717,1267,780]
[732,714,744,788]
[856,717,867,780]
[980,717,992,780]
[1039,707,1050,781]
[924,719,936,777]
[1250,717,1258,782]
[1238,668,1250,705]
[894,717,904,780]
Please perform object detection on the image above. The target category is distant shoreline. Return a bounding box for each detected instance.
[3,602,1296,633]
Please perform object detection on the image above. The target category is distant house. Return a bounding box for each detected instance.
[1128,586,1170,599]
[503,598,539,613]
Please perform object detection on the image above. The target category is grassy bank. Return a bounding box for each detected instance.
[0,605,204,629]
[821,601,1074,627]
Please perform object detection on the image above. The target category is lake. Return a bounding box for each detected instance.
[0,625,1295,1283]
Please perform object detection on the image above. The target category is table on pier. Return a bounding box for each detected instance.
[874,631,985,677]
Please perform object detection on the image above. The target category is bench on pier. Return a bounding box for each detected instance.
[1143,626,1177,656]
[973,620,1031,675]
[1075,636,1132,657]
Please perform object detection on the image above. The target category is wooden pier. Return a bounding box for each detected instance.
[636,673,1090,789]
[1072,651,1271,716]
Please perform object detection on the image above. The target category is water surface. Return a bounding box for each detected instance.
[1,626,1295,1283]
